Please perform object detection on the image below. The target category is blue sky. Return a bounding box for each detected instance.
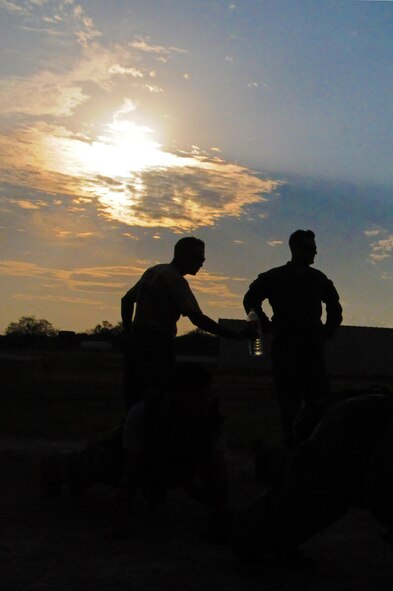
[0,0,392,333]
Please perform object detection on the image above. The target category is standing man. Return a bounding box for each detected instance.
[122,236,252,410]
[243,230,342,448]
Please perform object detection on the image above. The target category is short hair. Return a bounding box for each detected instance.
[174,236,204,258]
[289,229,315,251]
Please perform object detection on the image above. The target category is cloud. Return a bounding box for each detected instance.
[0,258,246,316]
[189,270,245,309]
[130,37,187,56]
[144,84,163,93]
[0,0,102,47]
[113,162,279,230]
[266,240,283,247]
[0,115,283,231]
[0,49,116,117]
[12,293,103,306]
[370,235,393,263]
[0,38,158,117]
[109,65,144,78]
[72,3,102,47]
[0,0,30,15]
[0,260,146,294]
[0,72,88,116]
[364,228,382,237]
[14,200,42,210]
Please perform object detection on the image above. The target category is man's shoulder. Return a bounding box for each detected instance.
[307,266,330,281]
[257,263,290,280]
[144,263,171,275]
[144,264,186,283]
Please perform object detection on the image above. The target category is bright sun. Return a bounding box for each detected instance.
[26,107,276,229]
[73,120,186,178]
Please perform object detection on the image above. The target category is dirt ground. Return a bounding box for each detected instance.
[1,350,393,590]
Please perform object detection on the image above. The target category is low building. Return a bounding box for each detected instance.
[218,320,393,377]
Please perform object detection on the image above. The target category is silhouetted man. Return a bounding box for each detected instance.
[122,236,252,410]
[231,390,393,561]
[243,230,342,447]
[113,362,230,542]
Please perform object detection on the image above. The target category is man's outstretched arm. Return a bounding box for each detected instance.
[187,310,253,340]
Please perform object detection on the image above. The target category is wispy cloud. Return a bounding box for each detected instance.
[0,0,102,46]
[12,293,104,306]
[364,228,383,237]
[130,37,187,56]
[364,227,393,263]
[0,260,147,295]
[0,259,245,314]
[0,0,30,15]
[369,234,393,263]
[0,39,155,117]
[0,72,88,117]
[188,270,246,310]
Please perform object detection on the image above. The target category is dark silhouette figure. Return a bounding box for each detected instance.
[243,230,342,447]
[113,362,229,541]
[40,363,229,543]
[231,390,393,561]
[122,236,252,411]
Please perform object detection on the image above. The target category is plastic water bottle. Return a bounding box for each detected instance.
[247,308,263,357]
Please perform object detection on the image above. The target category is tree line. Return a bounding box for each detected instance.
[2,316,218,356]
[4,316,123,338]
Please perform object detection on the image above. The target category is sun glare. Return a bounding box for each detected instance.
[73,120,182,177]
[31,109,276,230]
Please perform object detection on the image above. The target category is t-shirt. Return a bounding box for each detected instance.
[127,264,202,337]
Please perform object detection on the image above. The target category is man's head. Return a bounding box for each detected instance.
[289,229,317,267]
[173,236,205,275]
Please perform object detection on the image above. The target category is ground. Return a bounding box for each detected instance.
[1,349,393,590]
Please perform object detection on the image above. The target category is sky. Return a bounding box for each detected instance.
[0,0,392,334]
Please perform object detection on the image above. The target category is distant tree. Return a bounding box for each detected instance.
[88,320,123,337]
[5,316,57,337]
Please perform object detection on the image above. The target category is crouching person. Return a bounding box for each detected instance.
[231,389,393,562]
[113,362,230,542]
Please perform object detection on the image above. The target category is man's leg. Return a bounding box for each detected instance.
[295,341,330,444]
[272,338,303,448]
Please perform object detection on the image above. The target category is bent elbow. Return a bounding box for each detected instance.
[243,291,253,313]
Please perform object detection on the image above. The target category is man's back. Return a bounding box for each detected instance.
[248,263,338,334]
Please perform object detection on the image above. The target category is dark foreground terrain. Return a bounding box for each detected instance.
[1,349,393,591]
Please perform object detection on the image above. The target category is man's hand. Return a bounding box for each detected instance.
[235,325,259,341]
